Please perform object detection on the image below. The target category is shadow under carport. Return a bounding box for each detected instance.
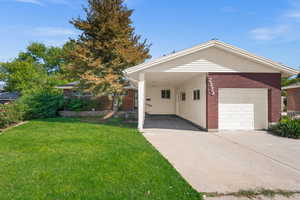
[143,115,203,131]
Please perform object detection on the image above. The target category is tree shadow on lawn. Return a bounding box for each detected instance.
[36,117,138,129]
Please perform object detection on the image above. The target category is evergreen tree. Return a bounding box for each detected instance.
[69,0,151,110]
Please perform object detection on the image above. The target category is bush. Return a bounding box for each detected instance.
[64,97,107,111]
[64,98,87,111]
[0,102,25,129]
[19,88,64,119]
[271,118,300,139]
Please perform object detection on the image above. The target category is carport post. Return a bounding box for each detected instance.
[138,73,145,131]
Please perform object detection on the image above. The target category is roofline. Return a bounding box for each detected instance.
[0,99,17,100]
[124,40,299,76]
[56,86,137,90]
[282,85,300,90]
[124,86,137,90]
[55,86,75,89]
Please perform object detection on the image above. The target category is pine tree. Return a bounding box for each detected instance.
[69,0,151,111]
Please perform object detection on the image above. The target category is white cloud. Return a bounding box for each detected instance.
[249,0,300,41]
[15,0,43,5]
[250,25,291,40]
[285,11,300,18]
[14,0,79,6]
[30,27,77,37]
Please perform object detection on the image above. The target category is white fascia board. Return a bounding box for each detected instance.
[215,41,299,76]
[55,86,74,89]
[124,41,215,74]
[124,40,299,76]
[282,85,300,90]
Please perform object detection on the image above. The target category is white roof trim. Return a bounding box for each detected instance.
[124,85,137,90]
[56,85,137,90]
[55,86,74,89]
[282,85,300,90]
[125,40,299,76]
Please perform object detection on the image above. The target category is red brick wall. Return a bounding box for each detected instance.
[287,88,300,112]
[63,89,73,98]
[206,73,281,130]
[63,89,135,111]
[120,89,135,111]
[99,96,113,110]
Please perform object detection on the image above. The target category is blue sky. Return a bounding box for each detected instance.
[1,0,300,70]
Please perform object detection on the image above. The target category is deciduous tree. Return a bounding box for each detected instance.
[0,42,73,93]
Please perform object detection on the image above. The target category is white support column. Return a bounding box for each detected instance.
[138,73,145,131]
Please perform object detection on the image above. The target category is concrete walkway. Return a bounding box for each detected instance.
[143,129,300,197]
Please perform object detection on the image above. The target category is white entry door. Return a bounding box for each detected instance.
[219,88,268,130]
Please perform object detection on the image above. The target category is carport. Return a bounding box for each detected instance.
[141,72,207,130]
[144,115,202,131]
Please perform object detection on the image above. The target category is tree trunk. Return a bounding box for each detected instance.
[103,94,119,120]
[112,95,119,112]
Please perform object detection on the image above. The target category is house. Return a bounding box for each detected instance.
[124,40,299,131]
[0,83,4,92]
[282,82,300,116]
[56,81,137,111]
[0,92,19,104]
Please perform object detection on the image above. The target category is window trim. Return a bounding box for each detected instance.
[161,89,171,99]
[193,89,200,100]
[181,92,186,101]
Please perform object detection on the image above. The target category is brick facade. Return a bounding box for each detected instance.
[63,89,136,111]
[120,90,135,111]
[63,89,73,98]
[206,73,281,130]
[287,88,300,112]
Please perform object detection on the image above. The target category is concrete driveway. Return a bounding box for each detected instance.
[143,129,300,195]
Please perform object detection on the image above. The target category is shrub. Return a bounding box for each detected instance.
[271,118,300,139]
[64,98,87,111]
[19,88,64,119]
[0,102,25,129]
[64,97,107,111]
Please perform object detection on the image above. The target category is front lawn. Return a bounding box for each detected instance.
[0,118,203,200]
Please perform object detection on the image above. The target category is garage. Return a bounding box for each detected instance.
[125,40,296,131]
[219,88,268,130]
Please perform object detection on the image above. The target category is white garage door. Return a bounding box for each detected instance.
[219,88,268,130]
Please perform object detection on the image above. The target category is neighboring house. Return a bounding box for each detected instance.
[124,40,299,131]
[56,81,137,111]
[0,92,19,104]
[282,82,300,115]
[0,84,4,92]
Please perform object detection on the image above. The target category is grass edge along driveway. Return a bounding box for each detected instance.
[0,118,203,200]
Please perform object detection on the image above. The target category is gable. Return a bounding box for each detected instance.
[145,47,278,73]
[125,41,299,80]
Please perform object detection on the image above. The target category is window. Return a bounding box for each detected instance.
[72,90,92,97]
[181,92,186,101]
[161,89,171,99]
[193,89,200,100]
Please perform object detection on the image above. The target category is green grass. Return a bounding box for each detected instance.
[0,117,203,200]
